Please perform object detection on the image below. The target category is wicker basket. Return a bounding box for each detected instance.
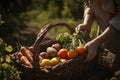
[11,22,98,80]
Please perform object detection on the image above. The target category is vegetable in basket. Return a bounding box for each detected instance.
[56,31,91,50]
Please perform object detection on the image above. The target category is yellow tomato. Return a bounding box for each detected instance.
[60,59,67,63]
[67,49,78,59]
[75,46,86,55]
[40,59,52,67]
[50,57,60,66]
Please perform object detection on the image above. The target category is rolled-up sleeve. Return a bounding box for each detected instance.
[84,7,93,15]
[83,0,93,16]
[109,0,120,32]
[109,14,120,32]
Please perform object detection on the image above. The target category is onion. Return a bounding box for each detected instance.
[46,47,57,58]
[39,52,49,59]
[51,43,61,51]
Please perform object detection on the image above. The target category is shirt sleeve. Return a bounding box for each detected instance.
[109,0,120,32]
[83,0,93,16]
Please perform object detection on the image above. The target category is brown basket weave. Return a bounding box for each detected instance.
[11,22,98,80]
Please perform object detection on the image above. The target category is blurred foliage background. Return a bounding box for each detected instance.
[0,0,85,48]
[0,1,86,79]
[0,0,98,48]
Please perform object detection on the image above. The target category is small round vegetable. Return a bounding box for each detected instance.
[46,47,57,58]
[39,52,49,59]
[57,48,68,59]
[60,59,67,63]
[51,43,61,51]
[40,59,52,67]
[67,49,78,59]
[75,46,86,55]
[50,57,60,66]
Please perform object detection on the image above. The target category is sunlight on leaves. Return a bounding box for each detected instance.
[5,45,13,52]
[6,55,11,63]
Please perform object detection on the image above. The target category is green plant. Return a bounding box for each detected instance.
[0,38,21,80]
[56,32,91,50]
[108,70,120,80]
[0,15,4,25]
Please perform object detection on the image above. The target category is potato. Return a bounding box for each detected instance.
[39,52,49,59]
[51,43,61,51]
[46,47,57,58]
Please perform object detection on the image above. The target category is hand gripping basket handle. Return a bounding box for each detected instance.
[33,22,75,70]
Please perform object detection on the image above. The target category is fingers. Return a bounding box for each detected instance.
[83,42,97,62]
[75,25,80,33]
[84,46,93,62]
[84,52,95,62]
[84,50,95,62]
[75,24,83,33]
[75,24,90,36]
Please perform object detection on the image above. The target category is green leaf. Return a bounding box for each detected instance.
[0,38,3,44]
[2,63,9,68]
[5,45,13,52]
[0,57,3,62]
[115,70,120,76]
[6,55,11,63]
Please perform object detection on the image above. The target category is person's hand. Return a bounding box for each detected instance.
[84,40,98,62]
[75,23,91,36]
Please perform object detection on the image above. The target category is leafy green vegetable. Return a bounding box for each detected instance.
[56,31,91,50]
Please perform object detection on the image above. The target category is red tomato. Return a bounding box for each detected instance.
[57,48,68,59]
[75,46,86,55]
[67,49,78,59]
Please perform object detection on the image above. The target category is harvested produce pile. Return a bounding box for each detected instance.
[38,32,88,68]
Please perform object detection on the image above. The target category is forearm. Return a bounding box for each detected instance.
[93,25,118,45]
[83,13,95,27]
[83,25,118,62]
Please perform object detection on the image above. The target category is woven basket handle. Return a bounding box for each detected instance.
[33,22,75,70]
